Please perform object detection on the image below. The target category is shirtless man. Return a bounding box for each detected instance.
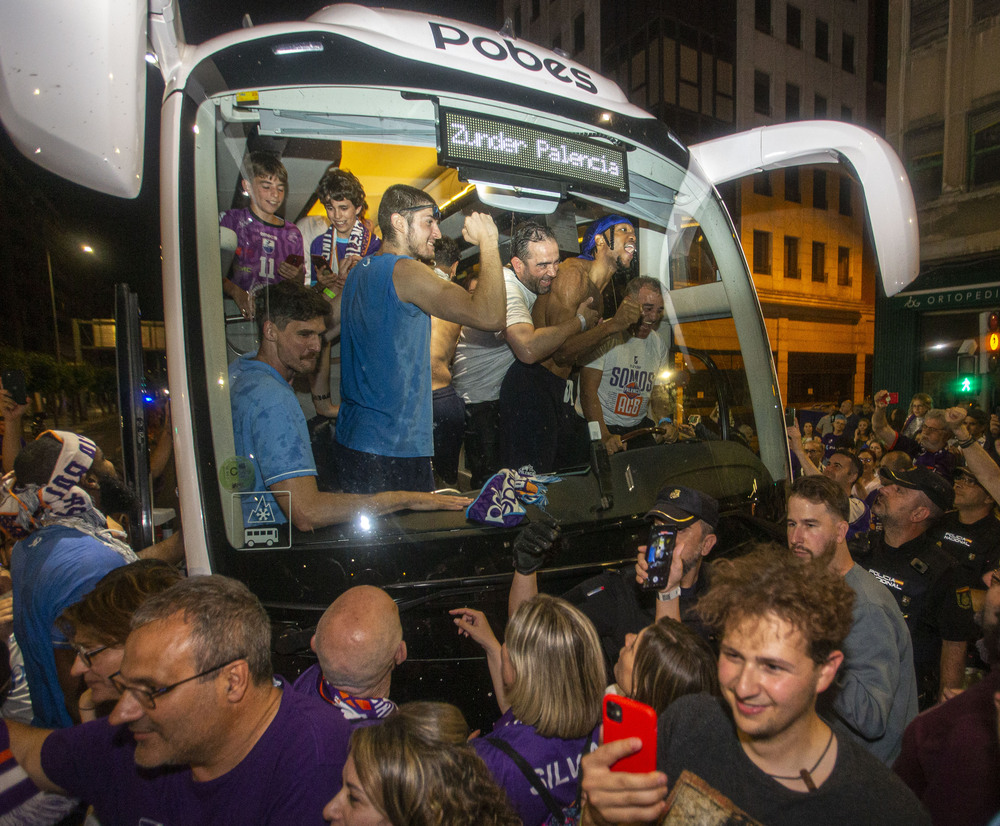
[499,215,641,472]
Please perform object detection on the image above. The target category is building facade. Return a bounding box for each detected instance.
[503,0,883,408]
[876,0,1000,410]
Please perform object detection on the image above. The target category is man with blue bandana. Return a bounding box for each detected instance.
[499,215,642,473]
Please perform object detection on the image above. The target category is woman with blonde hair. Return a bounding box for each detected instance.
[322,702,520,826]
[451,593,605,826]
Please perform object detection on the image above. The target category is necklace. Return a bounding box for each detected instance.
[763,729,834,791]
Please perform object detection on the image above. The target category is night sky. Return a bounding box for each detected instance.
[0,1,500,353]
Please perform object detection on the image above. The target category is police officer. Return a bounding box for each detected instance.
[863,466,974,708]
[933,465,1000,588]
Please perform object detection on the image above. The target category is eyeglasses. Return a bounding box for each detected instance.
[72,642,112,668]
[110,657,244,710]
[397,203,441,221]
[859,457,873,464]
[920,424,948,434]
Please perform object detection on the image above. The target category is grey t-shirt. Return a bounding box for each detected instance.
[821,564,919,765]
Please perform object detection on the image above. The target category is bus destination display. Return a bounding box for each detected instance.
[439,109,628,199]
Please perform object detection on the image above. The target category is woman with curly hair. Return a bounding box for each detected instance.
[451,593,605,826]
[322,702,520,826]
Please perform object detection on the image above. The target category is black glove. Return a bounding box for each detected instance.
[512,518,561,575]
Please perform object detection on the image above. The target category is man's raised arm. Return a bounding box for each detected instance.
[872,390,900,446]
[395,213,505,331]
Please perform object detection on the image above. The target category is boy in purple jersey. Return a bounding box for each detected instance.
[220,151,306,318]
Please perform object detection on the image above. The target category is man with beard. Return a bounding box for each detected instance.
[872,390,956,479]
[3,432,141,728]
[335,185,505,493]
[500,215,642,472]
[5,576,352,824]
[580,276,670,454]
[786,476,918,764]
[230,281,470,530]
[452,221,598,488]
[893,565,1000,825]
[864,466,974,706]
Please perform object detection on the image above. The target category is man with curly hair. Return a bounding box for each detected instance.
[580,544,930,826]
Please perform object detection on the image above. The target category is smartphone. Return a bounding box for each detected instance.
[311,254,329,273]
[887,392,899,404]
[603,694,657,773]
[1,369,27,406]
[284,253,304,268]
[784,406,796,427]
[642,524,677,591]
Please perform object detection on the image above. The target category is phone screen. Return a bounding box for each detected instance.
[642,525,676,591]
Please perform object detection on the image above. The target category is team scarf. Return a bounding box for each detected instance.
[578,214,632,260]
[316,674,397,722]
[321,218,377,270]
[0,431,137,560]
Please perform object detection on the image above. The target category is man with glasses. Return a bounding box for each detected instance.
[5,576,352,824]
[872,390,956,479]
[335,184,506,493]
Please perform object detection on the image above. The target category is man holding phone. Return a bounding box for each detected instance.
[580,545,929,825]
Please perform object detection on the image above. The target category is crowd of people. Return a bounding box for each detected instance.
[0,150,998,824]
[2,415,998,823]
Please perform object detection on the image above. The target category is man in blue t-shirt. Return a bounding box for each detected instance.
[230,281,471,533]
[5,576,353,825]
[335,184,506,493]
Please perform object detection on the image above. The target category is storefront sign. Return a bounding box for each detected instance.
[895,284,1000,311]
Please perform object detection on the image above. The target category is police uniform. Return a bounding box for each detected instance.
[863,531,974,705]
[932,510,1000,588]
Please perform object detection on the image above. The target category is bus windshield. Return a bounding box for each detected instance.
[175,33,783,594]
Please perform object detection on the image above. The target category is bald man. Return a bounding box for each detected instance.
[291,586,406,722]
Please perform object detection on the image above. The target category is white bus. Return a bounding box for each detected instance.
[0,1,918,719]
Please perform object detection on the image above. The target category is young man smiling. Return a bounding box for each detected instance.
[579,545,929,826]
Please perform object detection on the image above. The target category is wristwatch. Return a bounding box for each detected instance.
[656,586,682,602]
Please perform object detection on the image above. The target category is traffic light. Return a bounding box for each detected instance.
[954,353,981,396]
[987,311,1000,373]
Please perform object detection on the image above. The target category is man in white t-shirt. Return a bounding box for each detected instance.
[451,222,598,487]
[581,276,668,454]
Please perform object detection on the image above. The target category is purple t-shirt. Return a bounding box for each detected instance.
[473,708,598,826]
[220,208,305,292]
[41,681,351,825]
